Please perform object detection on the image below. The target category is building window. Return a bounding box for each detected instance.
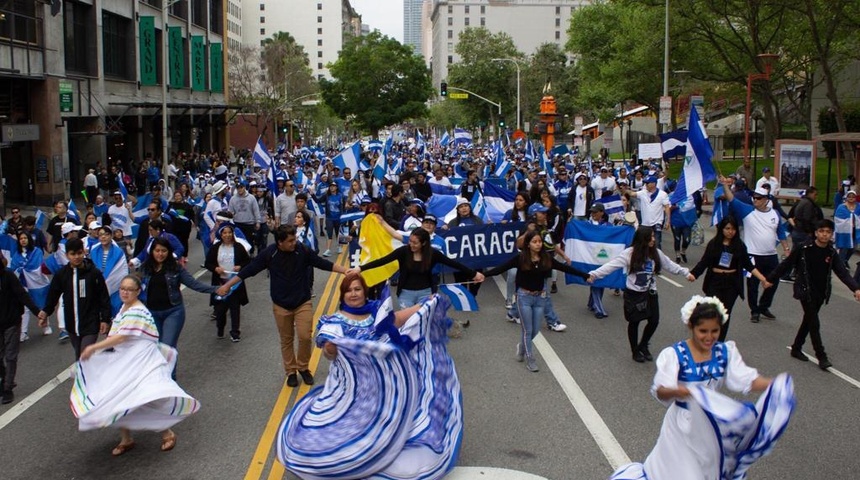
[448,5,452,14]
[191,0,206,27]
[260,28,265,35]
[447,30,452,39]
[447,17,452,26]
[447,55,453,64]
[447,42,453,53]
[102,12,132,79]
[464,5,469,14]
[260,3,264,10]
[318,62,323,70]
[555,31,561,40]
[64,0,94,74]
[464,17,469,26]
[317,51,323,57]
[318,3,323,10]
[318,28,323,34]
[260,16,265,23]
[318,16,323,23]
[556,6,561,15]
[555,18,560,27]
[480,17,485,26]
[211,0,223,34]
[0,0,39,44]
[481,6,485,14]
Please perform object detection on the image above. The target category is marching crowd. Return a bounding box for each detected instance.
[1,134,857,479]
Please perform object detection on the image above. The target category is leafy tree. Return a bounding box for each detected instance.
[446,28,524,128]
[321,31,432,137]
[261,31,317,106]
[227,44,279,134]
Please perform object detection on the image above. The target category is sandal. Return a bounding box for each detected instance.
[111,442,135,456]
[161,433,177,452]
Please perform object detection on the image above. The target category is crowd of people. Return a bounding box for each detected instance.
[1,134,858,479]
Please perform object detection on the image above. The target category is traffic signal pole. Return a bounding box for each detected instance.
[445,86,502,116]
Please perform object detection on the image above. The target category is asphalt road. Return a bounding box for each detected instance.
[2,229,860,480]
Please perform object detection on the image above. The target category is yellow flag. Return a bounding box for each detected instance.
[358,214,401,287]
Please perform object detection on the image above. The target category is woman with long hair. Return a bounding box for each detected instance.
[690,216,771,341]
[89,226,130,317]
[168,190,195,258]
[351,228,484,309]
[318,182,345,257]
[501,192,530,308]
[484,230,590,372]
[588,226,695,362]
[75,275,200,456]
[205,223,250,341]
[8,232,49,342]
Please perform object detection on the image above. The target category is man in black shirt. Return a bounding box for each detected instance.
[768,219,860,370]
[47,200,79,253]
[217,225,348,387]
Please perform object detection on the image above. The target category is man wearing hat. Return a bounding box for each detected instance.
[631,176,671,247]
[591,166,617,198]
[755,166,780,195]
[570,173,596,220]
[204,181,230,230]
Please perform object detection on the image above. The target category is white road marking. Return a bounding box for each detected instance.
[785,347,860,389]
[0,269,208,431]
[491,276,631,470]
[657,274,684,288]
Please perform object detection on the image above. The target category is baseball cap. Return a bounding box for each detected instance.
[590,203,605,213]
[456,197,470,207]
[753,187,769,197]
[61,222,83,236]
[645,176,658,184]
[423,214,438,223]
[88,221,101,230]
[762,167,771,173]
[528,203,549,215]
[846,190,857,197]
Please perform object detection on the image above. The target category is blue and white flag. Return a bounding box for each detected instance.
[659,130,688,160]
[339,210,365,223]
[9,246,49,309]
[416,130,425,155]
[90,242,129,316]
[429,183,458,196]
[540,147,554,177]
[333,141,362,174]
[253,136,273,169]
[34,209,47,229]
[367,139,383,152]
[117,173,129,200]
[439,283,479,311]
[470,190,488,222]
[563,220,635,289]
[453,128,472,146]
[596,194,625,215]
[524,140,536,162]
[483,181,515,223]
[67,199,80,223]
[439,130,451,148]
[493,142,512,178]
[307,196,325,217]
[669,107,715,205]
[834,204,860,249]
[427,193,458,224]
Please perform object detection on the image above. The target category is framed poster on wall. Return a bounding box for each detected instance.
[775,139,816,199]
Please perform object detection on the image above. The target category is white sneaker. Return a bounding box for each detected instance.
[548,322,567,332]
[322,249,331,257]
[20,332,30,342]
[43,326,53,336]
[337,246,343,254]
[515,343,524,362]
[505,300,512,310]
[506,314,520,324]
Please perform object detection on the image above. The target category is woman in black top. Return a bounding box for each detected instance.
[484,230,590,373]
[690,216,771,341]
[352,228,484,309]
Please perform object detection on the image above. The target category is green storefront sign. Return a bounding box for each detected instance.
[59,81,73,113]
[169,26,184,88]
[191,36,206,91]
[210,43,223,93]
[139,16,157,86]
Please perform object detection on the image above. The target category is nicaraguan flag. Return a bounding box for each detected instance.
[117,173,129,200]
[483,182,515,223]
[524,140,536,162]
[417,130,425,154]
[427,193,458,224]
[596,195,625,215]
[453,128,472,145]
[540,147,554,177]
[669,107,715,205]
[10,246,49,309]
[90,242,129,316]
[834,205,860,248]
[253,137,273,169]
[339,210,365,223]
[659,130,688,160]
[294,170,308,187]
[439,283,479,311]
[67,199,80,223]
[429,183,458,196]
[367,139,383,152]
[34,209,47,229]
[440,130,451,148]
[563,220,635,289]
[307,196,325,217]
[470,190,488,222]
[551,144,570,157]
[494,142,511,178]
[333,141,362,174]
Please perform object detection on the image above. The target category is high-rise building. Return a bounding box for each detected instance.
[404,0,424,56]
[429,0,592,90]
[243,1,361,79]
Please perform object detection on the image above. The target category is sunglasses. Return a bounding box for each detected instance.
[147,208,157,211]
[753,196,766,201]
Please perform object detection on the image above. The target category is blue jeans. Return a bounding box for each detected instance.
[515,290,547,359]
[543,278,560,326]
[398,288,432,309]
[151,304,186,348]
[505,268,517,304]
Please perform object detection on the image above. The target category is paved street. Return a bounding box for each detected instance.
[2,229,860,480]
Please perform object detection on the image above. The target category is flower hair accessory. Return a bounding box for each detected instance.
[680,295,729,325]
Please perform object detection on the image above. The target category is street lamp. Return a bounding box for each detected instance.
[491,58,521,130]
[743,53,779,164]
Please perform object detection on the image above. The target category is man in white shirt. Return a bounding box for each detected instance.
[427,168,453,188]
[591,166,617,198]
[83,169,99,203]
[204,181,229,229]
[755,166,780,195]
[107,191,133,238]
[632,176,671,248]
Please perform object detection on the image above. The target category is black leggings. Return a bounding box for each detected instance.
[706,272,740,342]
[628,318,659,354]
[623,290,660,353]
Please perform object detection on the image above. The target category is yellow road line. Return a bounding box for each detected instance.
[244,250,347,480]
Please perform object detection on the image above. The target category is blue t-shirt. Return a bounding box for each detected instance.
[324,192,344,220]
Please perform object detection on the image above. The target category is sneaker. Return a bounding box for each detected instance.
[19,332,29,342]
[231,335,240,343]
[675,255,682,263]
[299,369,314,385]
[58,330,69,342]
[547,322,567,332]
[550,283,558,294]
[632,351,646,363]
[750,314,761,323]
[515,343,524,362]
[337,246,343,254]
[640,346,653,361]
[526,357,539,372]
[818,357,833,370]
[459,319,470,328]
[322,249,331,257]
[789,349,809,362]
[1,390,13,405]
[760,310,776,320]
[506,313,520,324]
[286,373,298,387]
[505,301,512,310]
[680,253,688,264]
[43,326,53,336]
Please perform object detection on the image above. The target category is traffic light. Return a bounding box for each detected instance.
[282,126,288,133]
[440,82,448,97]
[499,119,506,129]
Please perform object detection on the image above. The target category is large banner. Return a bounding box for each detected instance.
[436,223,523,271]
[168,26,184,88]
[139,17,157,86]
[563,221,634,289]
[191,36,206,91]
[210,43,223,92]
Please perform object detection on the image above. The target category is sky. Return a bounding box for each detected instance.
[350,0,404,42]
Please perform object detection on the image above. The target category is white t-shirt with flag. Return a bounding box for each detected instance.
[635,189,670,227]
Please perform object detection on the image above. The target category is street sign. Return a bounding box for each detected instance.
[574,116,583,135]
[1,124,40,142]
[59,81,73,113]
[659,95,672,125]
[449,92,469,99]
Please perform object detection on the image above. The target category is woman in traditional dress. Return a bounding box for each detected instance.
[483,230,590,372]
[75,275,200,456]
[610,296,795,480]
[277,273,462,480]
[588,226,695,362]
[204,223,250,341]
